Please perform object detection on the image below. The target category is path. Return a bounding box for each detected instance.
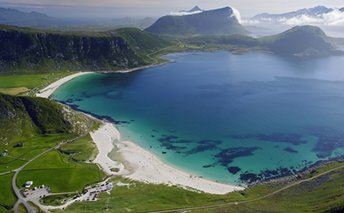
[11,135,86,213]
[152,164,344,213]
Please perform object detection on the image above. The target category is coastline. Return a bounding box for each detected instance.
[36,63,169,99]
[38,67,244,195]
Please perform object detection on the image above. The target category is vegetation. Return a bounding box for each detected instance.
[0,25,172,73]
[259,25,338,56]
[0,72,74,95]
[17,149,104,193]
[59,162,344,213]
[41,194,76,206]
[0,173,16,210]
[0,93,101,211]
[59,134,98,162]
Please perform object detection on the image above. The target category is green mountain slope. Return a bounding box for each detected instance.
[0,93,89,144]
[259,25,337,56]
[0,25,171,73]
[183,25,340,57]
[145,7,248,36]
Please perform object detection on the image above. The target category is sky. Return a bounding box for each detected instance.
[0,0,343,18]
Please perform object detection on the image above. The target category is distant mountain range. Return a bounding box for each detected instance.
[0,7,62,27]
[253,6,334,20]
[146,7,248,36]
[251,6,344,26]
[0,7,156,29]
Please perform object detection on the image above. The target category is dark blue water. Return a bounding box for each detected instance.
[52,52,344,185]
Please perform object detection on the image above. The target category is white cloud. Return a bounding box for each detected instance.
[249,9,344,27]
[283,10,344,26]
[170,10,202,16]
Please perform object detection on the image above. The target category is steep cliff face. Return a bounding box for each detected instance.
[0,26,167,72]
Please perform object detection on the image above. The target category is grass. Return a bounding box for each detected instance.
[59,162,344,213]
[59,134,98,162]
[17,150,105,193]
[60,176,244,213]
[0,72,74,95]
[0,134,72,173]
[0,206,8,213]
[205,169,344,212]
[0,173,16,210]
[18,204,27,213]
[41,194,76,206]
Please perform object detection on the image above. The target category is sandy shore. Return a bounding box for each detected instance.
[36,64,166,99]
[39,71,245,195]
[90,122,244,194]
[37,72,93,98]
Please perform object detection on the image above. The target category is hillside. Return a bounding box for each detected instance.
[145,7,248,36]
[259,25,337,56]
[0,93,89,143]
[0,25,171,72]
[181,25,340,57]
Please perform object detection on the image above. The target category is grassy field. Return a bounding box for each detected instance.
[0,72,74,95]
[0,134,73,173]
[17,150,104,193]
[59,134,98,162]
[0,173,16,210]
[58,162,344,213]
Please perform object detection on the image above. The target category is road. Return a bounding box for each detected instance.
[152,164,344,213]
[11,135,85,213]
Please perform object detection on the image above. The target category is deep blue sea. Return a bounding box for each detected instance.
[52,52,344,185]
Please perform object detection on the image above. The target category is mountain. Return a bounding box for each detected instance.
[145,7,248,36]
[259,25,337,56]
[179,6,204,13]
[340,8,344,12]
[188,6,203,13]
[0,25,170,72]
[252,6,334,21]
[0,7,62,27]
[0,93,88,143]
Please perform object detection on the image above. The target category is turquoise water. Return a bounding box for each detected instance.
[52,52,344,185]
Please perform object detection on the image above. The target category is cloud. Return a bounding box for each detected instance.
[249,9,344,26]
[170,10,202,16]
[282,9,344,26]
[231,7,242,23]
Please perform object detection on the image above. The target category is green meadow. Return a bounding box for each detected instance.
[0,72,74,95]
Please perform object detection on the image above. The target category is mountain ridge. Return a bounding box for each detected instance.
[145,7,248,36]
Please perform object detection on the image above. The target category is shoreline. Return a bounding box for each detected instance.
[90,121,244,194]
[36,63,168,99]
[37,66,244,195]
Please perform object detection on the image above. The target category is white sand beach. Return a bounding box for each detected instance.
[39,71,245,195]
[91,122,244,194]
[37,72,92,98]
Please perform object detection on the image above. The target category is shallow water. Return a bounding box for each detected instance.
[52,52,344,185]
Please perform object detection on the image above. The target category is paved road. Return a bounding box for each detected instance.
[12,144,59,213]
[11,135,85,213]
[152,164,344,213]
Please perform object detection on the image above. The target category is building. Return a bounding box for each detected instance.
[24,181,33,188]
